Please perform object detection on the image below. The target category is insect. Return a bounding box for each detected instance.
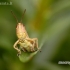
[11,9,39,56]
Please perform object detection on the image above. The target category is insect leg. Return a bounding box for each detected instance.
[13,40,21,55]
[33,38,41,52]
[32,38,39,50]
[26,38,39,51]
[21,47,27,52]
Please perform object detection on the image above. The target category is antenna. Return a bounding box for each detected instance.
[20,9,26,23]
[11,10,18,23]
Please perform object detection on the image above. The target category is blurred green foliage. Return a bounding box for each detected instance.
[0,0,70,70]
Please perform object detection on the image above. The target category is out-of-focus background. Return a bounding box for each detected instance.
[0,0,70,70]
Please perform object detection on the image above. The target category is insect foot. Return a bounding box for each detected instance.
[17,50,21,56]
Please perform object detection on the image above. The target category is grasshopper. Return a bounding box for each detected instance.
[11,9,39,56]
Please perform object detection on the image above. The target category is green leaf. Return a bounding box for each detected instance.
[18,50,38,63]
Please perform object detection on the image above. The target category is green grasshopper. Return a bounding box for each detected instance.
[11,9,39,56]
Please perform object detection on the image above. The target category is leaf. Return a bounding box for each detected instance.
[18,50,38,63]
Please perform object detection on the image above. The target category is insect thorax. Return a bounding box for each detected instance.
[19,38,25,43]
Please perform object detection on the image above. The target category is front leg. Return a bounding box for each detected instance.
[13,40,21,55]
